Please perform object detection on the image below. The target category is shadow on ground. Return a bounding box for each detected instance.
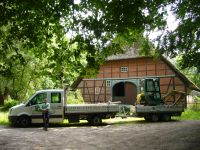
[8,118,181,129]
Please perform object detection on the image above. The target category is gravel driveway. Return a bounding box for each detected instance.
[0,119,200,150]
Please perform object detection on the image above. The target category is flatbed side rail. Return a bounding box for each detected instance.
[135,105,184,113]
[64,103,120,114]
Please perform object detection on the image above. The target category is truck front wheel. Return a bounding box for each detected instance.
[18,116,30,128]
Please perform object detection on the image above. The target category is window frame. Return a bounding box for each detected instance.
[29,93,47,106]
[95,87,100,95]
[106,80,111,87]
[120,66,128,72]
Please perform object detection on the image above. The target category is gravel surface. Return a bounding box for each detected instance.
[0,120,200,150]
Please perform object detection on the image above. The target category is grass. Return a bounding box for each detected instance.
[0,111,9,126]
[173,103,200,120]
[104,117,144,125]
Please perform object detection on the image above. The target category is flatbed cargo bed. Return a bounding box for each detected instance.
[136,105,184,113]
[65,103,120,114]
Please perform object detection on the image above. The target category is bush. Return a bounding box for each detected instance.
[194,96,200,102]
[2,98,18,111]
[187,103,200,111]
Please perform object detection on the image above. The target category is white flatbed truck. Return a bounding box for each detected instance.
[8,89,120,127]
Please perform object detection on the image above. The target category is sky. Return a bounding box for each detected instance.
[148,7,179,41]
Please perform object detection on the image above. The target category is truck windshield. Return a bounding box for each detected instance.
[146,80,155,92]
[28,93,47,105]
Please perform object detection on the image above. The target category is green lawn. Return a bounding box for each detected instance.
[173,105,200,120]
[0,111,9,126]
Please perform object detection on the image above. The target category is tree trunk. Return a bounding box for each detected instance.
[0,87,9,106]
[0,91,5,106]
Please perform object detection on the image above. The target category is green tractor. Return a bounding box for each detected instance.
[136,78,164,106]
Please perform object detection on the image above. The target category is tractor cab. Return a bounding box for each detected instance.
[138,78,163,106]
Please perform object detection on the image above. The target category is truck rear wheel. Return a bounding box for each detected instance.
[151,114,159,122]
[91,116,102,126]
[18,116,30,128]
[144,116,151,121]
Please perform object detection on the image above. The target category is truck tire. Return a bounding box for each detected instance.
[161,114,171,122]
[18,116,30,128]
[91,116,102,126]
[144,116,151,121]
[151,114,159,122]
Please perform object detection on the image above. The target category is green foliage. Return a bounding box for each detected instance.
[67,90,84,104]
[0,111,9,125]
[173,103,200,120]
[194,96,200,102]
[2,98,18,111]
[174,56,200,88]
[158,0,200,70]
[0,0,199,104]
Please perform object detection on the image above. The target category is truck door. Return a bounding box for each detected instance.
[28,92,47,123]
[49,92,63,123]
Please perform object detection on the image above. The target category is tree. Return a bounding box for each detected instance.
[175,56,200,88]
[158,0,200,71]
[0,0,169,103]
[1,0,199,103]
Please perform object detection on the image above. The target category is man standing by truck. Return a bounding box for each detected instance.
[41,98,50,131]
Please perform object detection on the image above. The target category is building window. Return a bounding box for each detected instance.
[121,67,128,72]
[106,80,111,87]
[95,87,100,94]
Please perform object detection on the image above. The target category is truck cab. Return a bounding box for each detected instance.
[9,89,64,127]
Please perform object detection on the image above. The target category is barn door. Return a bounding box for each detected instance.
[125,82,137,105]
[112,82,137,105]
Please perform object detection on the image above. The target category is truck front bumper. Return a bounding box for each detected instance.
[8,116,18,124]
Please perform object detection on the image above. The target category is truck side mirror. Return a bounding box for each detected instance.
[26,102,31,107]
